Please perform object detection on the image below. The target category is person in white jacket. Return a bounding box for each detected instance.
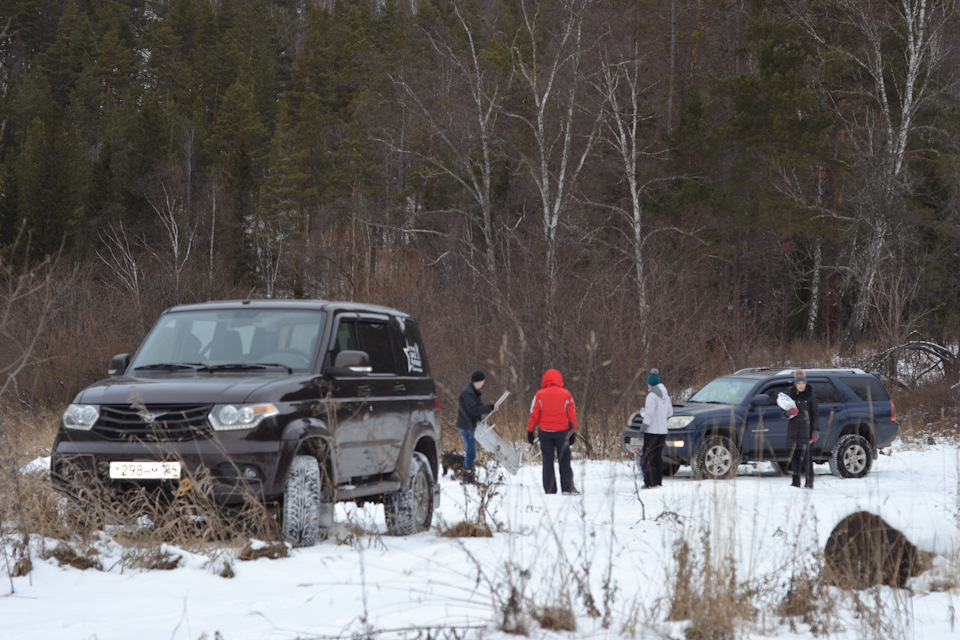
[642,368,673,488]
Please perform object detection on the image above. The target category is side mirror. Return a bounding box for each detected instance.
[109,353,130,376]
[750,394,771,406]
[327,350,373,377]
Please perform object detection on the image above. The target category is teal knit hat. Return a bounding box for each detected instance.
[647,368,661,386]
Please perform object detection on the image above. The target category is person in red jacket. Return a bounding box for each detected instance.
[527,369,579,495]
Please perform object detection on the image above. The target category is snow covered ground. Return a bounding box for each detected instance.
[3,443,960,640]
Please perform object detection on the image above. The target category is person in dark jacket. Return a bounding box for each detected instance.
[527,369,579,495]
[787,369,819,489]
[456,370,498,481]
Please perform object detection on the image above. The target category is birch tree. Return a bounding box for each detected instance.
[791,0,954,345]
[595,42,666,336]
[387,1,512,277]
[507,0,604,300]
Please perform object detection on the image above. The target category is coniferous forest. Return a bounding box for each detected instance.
[2,0,959,445]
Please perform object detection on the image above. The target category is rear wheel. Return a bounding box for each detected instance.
[384,452,434,535]
[282,455,333,547]
[693,435,739,480]
[829,434,873,478]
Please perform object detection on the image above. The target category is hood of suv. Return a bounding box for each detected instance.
[673,401,744,418]
[73,372,301,405]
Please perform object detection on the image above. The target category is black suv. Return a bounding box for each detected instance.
[51,299,441,546]
[622,368,899,480]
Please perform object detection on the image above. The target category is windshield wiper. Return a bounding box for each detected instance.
[134,362,211,372]
[206,363,293,374]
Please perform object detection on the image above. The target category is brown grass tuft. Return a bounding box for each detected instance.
[438,521,493,538]
[48,544,102,571]
[238,540,289,561]
[535,605,576,631]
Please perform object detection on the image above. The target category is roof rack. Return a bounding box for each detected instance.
[734,366,867,375]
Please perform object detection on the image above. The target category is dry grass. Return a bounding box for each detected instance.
[438,521,493,538]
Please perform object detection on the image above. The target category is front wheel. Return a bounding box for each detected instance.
[384,452,435,536]
[282,455,333,547]
[693,435,739,480]
[829,434,873,478]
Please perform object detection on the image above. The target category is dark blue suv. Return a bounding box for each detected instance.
[622,368,900,480]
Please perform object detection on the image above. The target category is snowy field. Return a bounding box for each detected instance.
[3,443,960,640]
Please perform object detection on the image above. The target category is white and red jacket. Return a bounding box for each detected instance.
[527,369,578,434]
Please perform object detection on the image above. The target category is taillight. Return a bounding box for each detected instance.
[434,397,442,418]
[890,400,897,421]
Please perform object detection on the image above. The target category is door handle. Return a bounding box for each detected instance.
[393,383,406,394]
[358,384,372,395]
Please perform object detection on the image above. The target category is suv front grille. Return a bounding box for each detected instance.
[94,404,213,442]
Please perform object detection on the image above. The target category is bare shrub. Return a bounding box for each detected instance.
[666,532,755,640]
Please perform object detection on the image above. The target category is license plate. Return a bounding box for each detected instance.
[109,461,181,480]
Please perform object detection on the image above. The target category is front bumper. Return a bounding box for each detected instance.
[51,437,293,506]
[622,427,694,464]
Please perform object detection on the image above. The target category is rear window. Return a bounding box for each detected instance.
[840,376,889,402]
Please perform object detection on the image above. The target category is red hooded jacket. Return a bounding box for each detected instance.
[527,369,578,433]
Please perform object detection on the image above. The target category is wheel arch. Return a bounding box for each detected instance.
[397,421,440,482]
[837,422,876,449]
[278,418,334,489]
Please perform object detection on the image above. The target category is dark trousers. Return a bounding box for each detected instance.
[790,442,813,482]
[538,430,574,494]
[642,433,666,486]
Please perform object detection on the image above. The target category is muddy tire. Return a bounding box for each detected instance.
[384,452,434,536]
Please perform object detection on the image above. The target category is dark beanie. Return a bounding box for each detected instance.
[647,368,661,386]
[471,370,486,382]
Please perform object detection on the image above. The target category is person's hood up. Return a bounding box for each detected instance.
[541,369,564,388]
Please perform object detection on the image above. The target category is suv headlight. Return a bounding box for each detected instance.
[208,404,279,431]
[667,415,695,430]
[63,404,100,430]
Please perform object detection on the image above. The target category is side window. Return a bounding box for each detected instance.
[811,379,842,404]
[840,376,888,402]
[357,321,397,374]
[761,382,793,405]
[329,320,358,367]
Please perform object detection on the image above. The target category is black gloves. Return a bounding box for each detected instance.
[527,431,535,444]
[569,432,577,445]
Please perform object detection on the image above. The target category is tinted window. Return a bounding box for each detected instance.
[760,382,793,405]
[357,322,397,374]
[810,379,842,404]
[841,376,889,402]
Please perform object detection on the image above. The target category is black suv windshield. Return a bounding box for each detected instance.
[689,377,757,405]
[131,308,326,373]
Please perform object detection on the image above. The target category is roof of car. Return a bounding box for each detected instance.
[732,367,868,377]
[163,299,412,317]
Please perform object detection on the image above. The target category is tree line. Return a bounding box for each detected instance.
[0,0,957,428]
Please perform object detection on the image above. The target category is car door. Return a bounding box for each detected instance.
[744,381,793,458]
[353,317,405,475]
[808,377,845,457]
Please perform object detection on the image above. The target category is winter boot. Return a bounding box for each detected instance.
[804,477,814,489]
[791,476,801,488]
